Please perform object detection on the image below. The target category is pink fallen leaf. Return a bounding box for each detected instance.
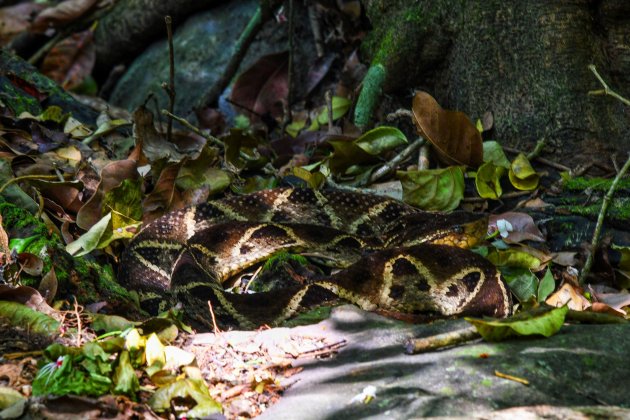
[489,212,545,244]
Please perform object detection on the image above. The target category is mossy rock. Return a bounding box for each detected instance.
[0,198,140,316]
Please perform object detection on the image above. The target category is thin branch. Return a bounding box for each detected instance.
[325,90,334,133]
[195,2,274,111]
[163,16,176,143]
[579,153,630,284]
[161,109,250,161]
[587,65,630,106]
[368,137,426,184]
[307,2,324,57]
[0,174,69,195]
[404,326,480,355]
[285,0,295,124]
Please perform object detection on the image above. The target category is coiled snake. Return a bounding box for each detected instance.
[119,188,512,329]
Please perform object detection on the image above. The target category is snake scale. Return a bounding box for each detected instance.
[119,187,512,329]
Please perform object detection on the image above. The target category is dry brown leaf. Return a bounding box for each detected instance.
[0,285,59,319]
[412,91,483,167]
[30,0,99,32]
[552,252,579,267]
[76,159,138,230]
[142,163,183,223]
[38,267,58,305]
[17,253,43,276]
[546,283,590,311]
[0,214,10,265]
[0,3,46,45]
[588,302,627,318]
[41,29,95,90]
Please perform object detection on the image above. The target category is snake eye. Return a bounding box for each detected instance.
[452,225,464,234]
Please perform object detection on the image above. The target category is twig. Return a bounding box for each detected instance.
[579,152,630,284]
[28,31,66,65]
[325,90,334,133]
[587,65,630,106]
[296,339,347,358]
[418,143,430,170]
[195,3,273,111]
[369,137,426,184]
[385,109,413,122]
[307,2,324,57]
[284,0,295,125]
[73,297,82,347]
[0,174,69,194]
[495,370,529,385]
[404,326,480,354]
[462,190,532,203]
[502,146,571,172]
[161,109,251,161]
[163,16,176,143]
[161,109,223,147]
[527,138,546,160]
[207,300,222,334]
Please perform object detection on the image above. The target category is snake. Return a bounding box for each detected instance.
[118,187,512,329]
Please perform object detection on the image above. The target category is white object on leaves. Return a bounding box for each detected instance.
[349,385,377,404]
[496,219,513,238]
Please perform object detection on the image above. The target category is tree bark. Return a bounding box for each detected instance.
[361,0,630,167]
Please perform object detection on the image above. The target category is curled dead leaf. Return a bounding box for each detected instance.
[412,91,483,167]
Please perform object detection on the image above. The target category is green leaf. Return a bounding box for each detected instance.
[475,161,505,199]
[487,248,541,269]
[114,350,139,396]
[509,153,540,190]
[149,379,222,416]
[482,141,510,168]
[102,178,143,221]
[500,267,538,303]
[465,305,568,342]
[176,147,231,193]
[537,267,556,303]
[9,235,39,253]
[66,212,112,256]
[397,166,465,211]
[0,386,26,418]
[354,126,408,155]
[327,139,374,175]
[92,313,137,333]
[0,301,60,335]
[314,96,351,126]
[0,158,38,213]
[33,351,112,397]
[82,119,131,145]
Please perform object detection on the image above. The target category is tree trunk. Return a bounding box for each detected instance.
[362,0,630,167]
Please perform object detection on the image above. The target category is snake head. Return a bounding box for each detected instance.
[386,212,489,249]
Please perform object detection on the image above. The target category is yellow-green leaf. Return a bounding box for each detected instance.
[149,379,222,416]
[482,141,510,168]
[465,305,568,342]
[475,161,505,199]
[487,248,541,269]
[397,166,465,211]
[509,153,539,190]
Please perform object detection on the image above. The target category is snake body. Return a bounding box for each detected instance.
[119,188,512,329]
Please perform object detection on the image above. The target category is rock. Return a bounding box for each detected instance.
[259,305,630,419]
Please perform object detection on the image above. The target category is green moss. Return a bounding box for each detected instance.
[0,198,137,310]
[558,197,630,221]
[563,176,630,192]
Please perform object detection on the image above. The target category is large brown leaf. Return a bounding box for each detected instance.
[41,29,95,90]
[412,91,483,167]
[230,52,288,120]
[30,0,99,32]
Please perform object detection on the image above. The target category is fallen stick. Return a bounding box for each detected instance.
[404,326,480,355]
